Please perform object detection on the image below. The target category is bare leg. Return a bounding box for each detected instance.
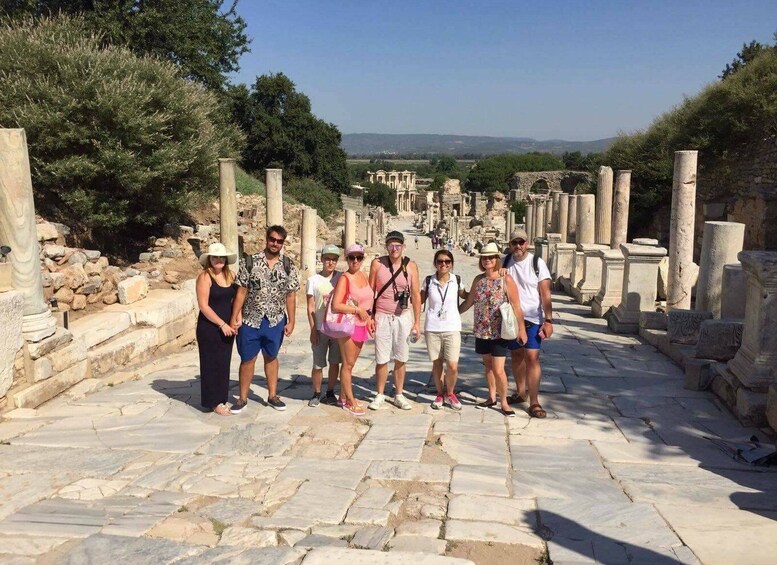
[394,361,406,395]
[263,354,279,398]
[338,338,363,405]
[375,363,389,395]
[238,357,257,402]
[445,361,459,394]
[510,348,527,398]
[326,363,339,392]
[524,349,542,406]
[431,359,444,395]
[483,358,496,402]
[489,356,511,411]
[311,367,323,395]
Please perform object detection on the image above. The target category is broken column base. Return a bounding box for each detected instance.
[608,304,640,334]
[590,298,611,318]
[570,286,598,305]
[710,364,769,428]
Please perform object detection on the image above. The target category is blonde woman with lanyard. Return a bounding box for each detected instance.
[421,249,467,410]
[459,242,528,417]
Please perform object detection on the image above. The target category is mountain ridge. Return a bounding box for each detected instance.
[342,133,615,156]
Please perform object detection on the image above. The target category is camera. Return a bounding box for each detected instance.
[395,290,410,309]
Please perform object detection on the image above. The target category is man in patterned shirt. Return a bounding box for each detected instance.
[230,225,301,412]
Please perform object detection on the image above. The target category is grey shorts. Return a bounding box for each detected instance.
[425,331,462,363]
[311,333,342,369]
[374,310,413,365]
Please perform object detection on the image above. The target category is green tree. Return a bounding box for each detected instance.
[719,34,776,79]
[362,182,398,215]
[286,178,340,219]
[434,155,458,174]
[229,73,350,193]
[2,0,250,90]
[465,153,564,194]
[0,16,243,250]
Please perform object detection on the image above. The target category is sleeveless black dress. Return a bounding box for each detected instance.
[196,280,237,409]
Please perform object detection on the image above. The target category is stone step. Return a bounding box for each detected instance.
[13,359,89,409]
[103,284,196,328]
[69,311,132,348]
[88,328,159,378]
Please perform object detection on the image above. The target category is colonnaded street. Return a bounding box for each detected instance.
[0,221,775,565]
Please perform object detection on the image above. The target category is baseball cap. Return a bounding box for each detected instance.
[510,228,529,242]
[345,243,365,256]
[321,244,340,257]
[385,231,404,244]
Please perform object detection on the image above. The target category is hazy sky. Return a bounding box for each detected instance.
[231,0,777,140]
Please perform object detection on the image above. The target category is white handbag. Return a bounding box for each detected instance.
[499,276,519,340]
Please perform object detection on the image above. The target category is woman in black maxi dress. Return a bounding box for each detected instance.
[196,243,238,415]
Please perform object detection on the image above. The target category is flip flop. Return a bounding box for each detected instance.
[528,404,547,418]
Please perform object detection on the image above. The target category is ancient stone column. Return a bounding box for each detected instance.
[551,192,561,232]
[525,204,534,242]
[265,168,283,228]
[695,221,745,317]
[567,194,578,242]
[595,166,614,245]
[301,207,317,283]
[666,150,698,312]
[365,219,374,248]
[218,158,238,263]
[728,252,777,389]
[575,194,595,245]
[591,249,625,317]
[608,243,668,334]
[344,209,356,248]
[558,194,569,243]
[611,170,631,249]
[0,129,57,342]
[545,198,554,234]
[535,202,546,240]
[506,208,514,240]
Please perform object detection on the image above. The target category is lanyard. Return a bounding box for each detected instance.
[435,277,451,308]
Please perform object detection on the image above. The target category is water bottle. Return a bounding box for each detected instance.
[408,329,419,344]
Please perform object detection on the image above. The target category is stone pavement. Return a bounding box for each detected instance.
[0,220,776,564]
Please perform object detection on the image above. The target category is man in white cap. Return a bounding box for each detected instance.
[306,244,343,406]
[501,227,553,418]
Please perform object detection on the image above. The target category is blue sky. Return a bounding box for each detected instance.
[231,0,777,140]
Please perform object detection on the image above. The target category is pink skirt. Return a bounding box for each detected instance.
[352,325,369,343]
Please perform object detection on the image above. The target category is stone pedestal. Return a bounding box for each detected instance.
[695,221,745,317]
[611,170,631,249]
[525,205,534,243]
[571,250,585,290]
[668,309,713,345]
[218,158,238,264]
[567,195,578,242]
[554,243,576,285]
[534,238,549,266]
[558,194,569,243]
[546,233,561,277]
[591,249,625,318]
[575,194,595,245]
[0,129,56,342]
[572,243,608,304]
[0,290,24,397]
[265,168,283,227]
[608,243,667,334]
[728,252,777,390]
[344,209,356,248]
[595,166,613,245]
[666,150,698,312]
[695,319,743,362]
[301,207,317,283]
[633,238,659,246]
[721,263,746,320]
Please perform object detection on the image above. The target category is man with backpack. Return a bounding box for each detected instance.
[501,228,553,418]
[367,231,422,410]
[230,225,300,413]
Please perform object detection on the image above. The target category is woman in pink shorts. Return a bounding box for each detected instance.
[331,244,375,415]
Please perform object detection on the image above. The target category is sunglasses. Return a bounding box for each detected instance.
[267,236,285,244]
[436,259,452,265]
[347,255,364,262]
[511,239,526,246]
[210,256,226,262]
[482,255,499,261]
[387,244,403,250]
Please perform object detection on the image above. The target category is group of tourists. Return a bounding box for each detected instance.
[430,234,453,251]
[195,225,552,419]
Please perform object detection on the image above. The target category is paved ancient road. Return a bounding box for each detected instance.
[0,219,775,564]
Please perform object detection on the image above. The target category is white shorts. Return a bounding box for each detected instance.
[425,331,462,363]
[374,310,413,365]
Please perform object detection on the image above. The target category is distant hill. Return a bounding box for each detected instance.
[342,133,615,156]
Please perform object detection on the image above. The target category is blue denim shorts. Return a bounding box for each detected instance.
[519,322,543,350]
[237,316,286,362]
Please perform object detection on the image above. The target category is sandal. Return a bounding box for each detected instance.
[506,392,527,404]
[213,403,232,416]
[528,404,547,418]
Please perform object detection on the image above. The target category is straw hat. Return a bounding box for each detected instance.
[478,242,501,256]
[199,242,237,267]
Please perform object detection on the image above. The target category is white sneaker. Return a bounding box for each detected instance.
[369,393,386,410]
[394,394,412,410]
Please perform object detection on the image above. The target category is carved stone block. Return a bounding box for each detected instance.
[695,319,743,361]
[639,311,667,331]
[667,309,713,345]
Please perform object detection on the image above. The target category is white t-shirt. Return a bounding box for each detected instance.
[306,272,340,325]
[503,253,551,324]
[423,273,465,332]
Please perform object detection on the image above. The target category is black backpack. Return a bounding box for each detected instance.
[502,254,540,278]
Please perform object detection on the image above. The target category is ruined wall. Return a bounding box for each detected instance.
[509,171,591,201]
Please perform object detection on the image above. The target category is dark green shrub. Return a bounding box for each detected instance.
[285,178,340,220]
[0,16,244,250]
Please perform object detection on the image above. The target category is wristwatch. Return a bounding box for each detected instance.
[544,319,553,324]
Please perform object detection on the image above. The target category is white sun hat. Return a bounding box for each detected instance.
[199,242,237,267]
